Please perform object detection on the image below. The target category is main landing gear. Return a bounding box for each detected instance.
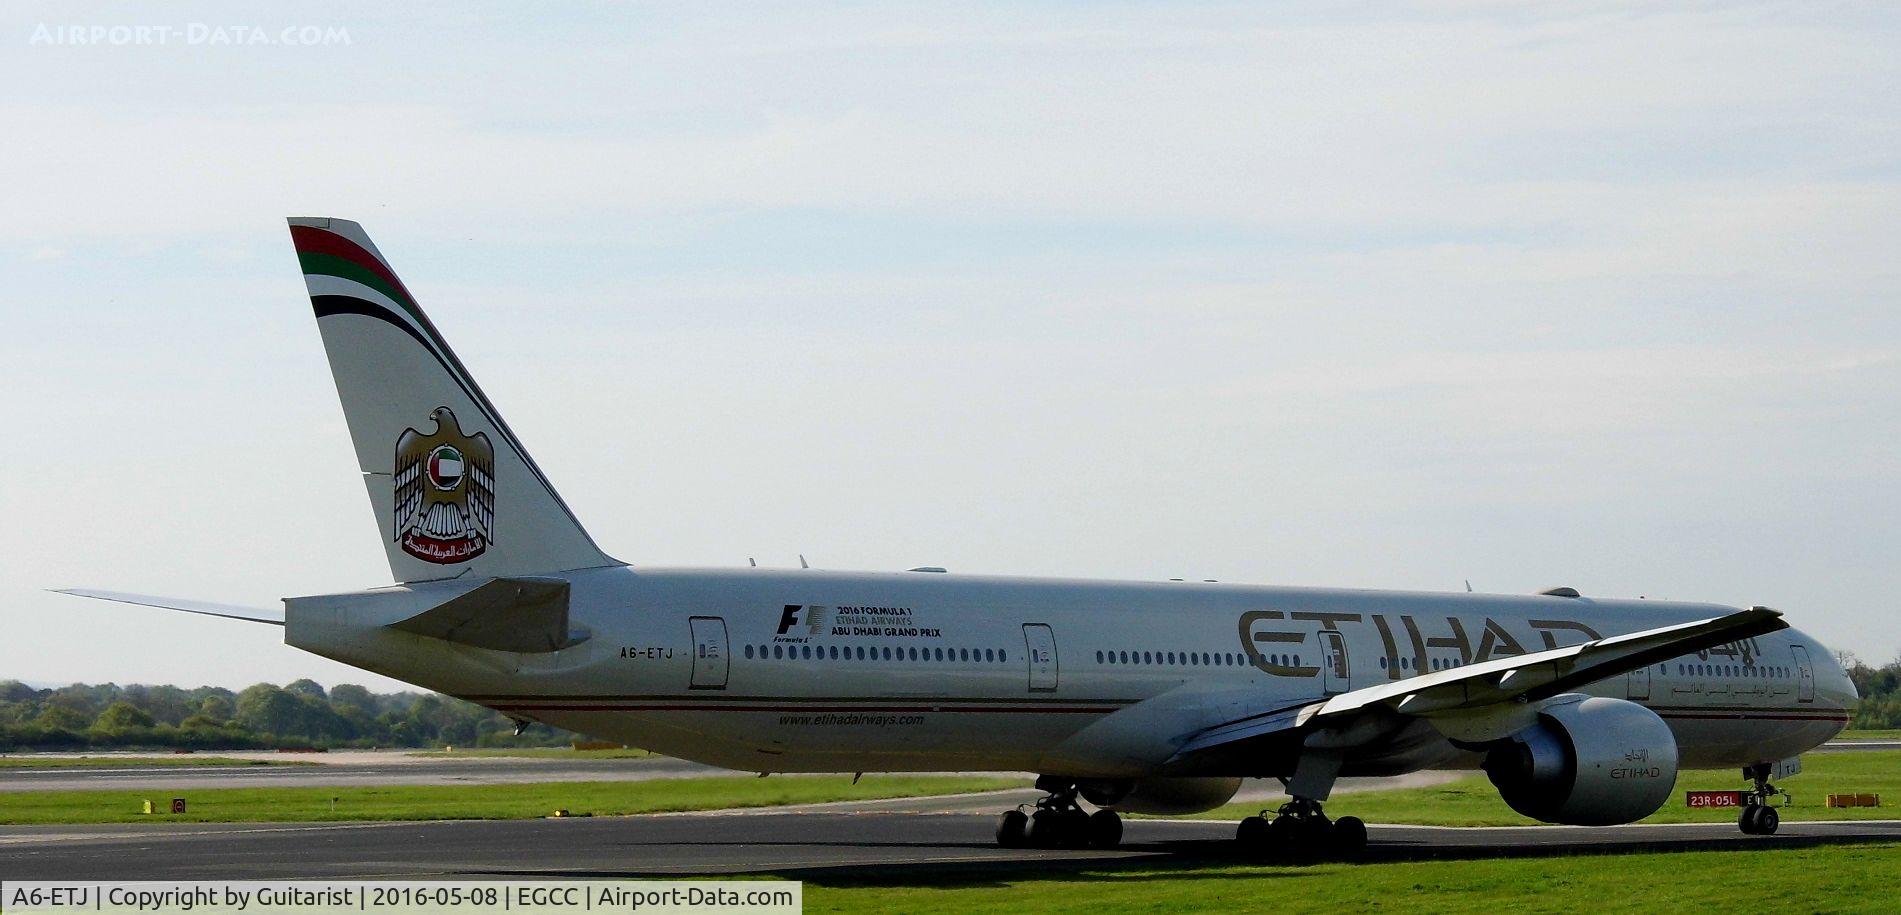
[996,776,1123,849]
[1738,763,1783,836]
[1233,748,1366,860]
[1234,798,1367,859]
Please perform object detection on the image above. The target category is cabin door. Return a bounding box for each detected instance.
[689,616,729,690]
[1319,630,1350,696]
[1792,645,1814,703]
[1022,623,1058,692]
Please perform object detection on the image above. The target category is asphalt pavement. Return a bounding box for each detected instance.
[2,793,1896,881]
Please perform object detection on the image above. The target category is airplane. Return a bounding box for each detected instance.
[61,217,1858,857]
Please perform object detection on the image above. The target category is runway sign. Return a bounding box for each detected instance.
[1685,790,1745,808]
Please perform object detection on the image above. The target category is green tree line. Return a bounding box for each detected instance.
[0,680,577,751]
[1846,658,1901,730]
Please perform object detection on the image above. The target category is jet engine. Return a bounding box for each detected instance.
[1077,776,1243,815]
[1481,695,1678,826]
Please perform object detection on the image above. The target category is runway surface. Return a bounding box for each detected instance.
[2,791,1898,881]
[3,740,1894,881]
[4,736,1879,793]
[0,752,1456,796]
[1814,739,1901,752]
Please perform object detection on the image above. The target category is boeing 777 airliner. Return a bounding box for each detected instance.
[62,219,1857,856]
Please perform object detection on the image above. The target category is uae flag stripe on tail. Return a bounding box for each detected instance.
[429,447,465,486]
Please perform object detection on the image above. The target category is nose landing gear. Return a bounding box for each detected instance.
[1738,763,1785,835]
[995,776,1123,849]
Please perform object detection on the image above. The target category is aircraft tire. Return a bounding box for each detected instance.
[1293,814,1332,855]
[1060,809,1093,848]
[1331,816,1367,856]
[1087,809,1123,849]
[996,810,1028,848]
[1027,809,1064,847]
[1266,812,1299,855]
[1236,815,1268,849]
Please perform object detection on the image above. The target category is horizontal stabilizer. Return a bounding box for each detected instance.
[53,589,284,626]
[385,577,582,652]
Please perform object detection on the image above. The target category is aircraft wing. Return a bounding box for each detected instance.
[1171,606,1786,761]
[53,589,285,626]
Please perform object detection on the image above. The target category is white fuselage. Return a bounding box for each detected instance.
[286,566,1855,778]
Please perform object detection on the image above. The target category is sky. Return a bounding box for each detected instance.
[1,2,1896,692]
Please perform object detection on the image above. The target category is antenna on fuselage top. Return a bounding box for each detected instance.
[749,557,757,567]
[799,554,810,569]
[1464,579,1473,593]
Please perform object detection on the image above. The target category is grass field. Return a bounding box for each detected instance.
[1836,729,1901,740]
[0,755,304,769]
[797,843,1901,914]
[406,747,657,759]
[1188,750,1901,826]
[0,774,1022,825]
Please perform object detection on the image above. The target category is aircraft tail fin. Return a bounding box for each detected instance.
[288,217,621,583]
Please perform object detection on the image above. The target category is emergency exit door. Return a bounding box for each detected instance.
[689,616,729,690]
[1022,623,1058,692]
[1628,663,1651,701]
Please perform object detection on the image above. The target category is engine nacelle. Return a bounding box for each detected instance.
[1077,776,1243,815]
[1481,695,1678,826]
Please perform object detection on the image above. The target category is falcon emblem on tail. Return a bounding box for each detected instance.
[394,407,495,564]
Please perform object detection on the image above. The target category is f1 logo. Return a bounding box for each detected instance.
[777,605,802,635]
